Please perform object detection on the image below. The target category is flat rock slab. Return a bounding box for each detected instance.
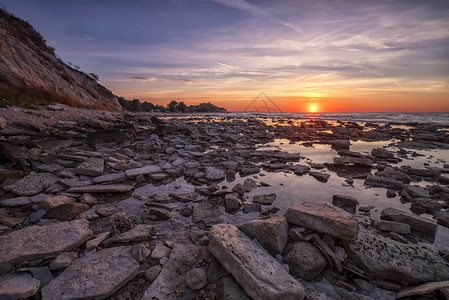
[103,224,153,247]
[75,157,104,176]
[396,280,449,298]
[343,231,449,285]
[380,207,437,236]
[364,174,403,190]
[0,219,92,274]
[284,202,359,241]
[0,272,40,299]
[237,216,288,256]
[66,184,133,193]
[208,224,305,300]
[42,246,139,300]
[92,172,127,184]
[4,173,60,196]
[125,165,162,177]
[143,243,206,300]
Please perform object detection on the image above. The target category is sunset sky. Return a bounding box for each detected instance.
[1,0,448,112]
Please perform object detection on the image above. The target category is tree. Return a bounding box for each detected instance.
[168,100,178,112]
[177,101,187,113]
[130,99,141,111]
[89,73,99,81]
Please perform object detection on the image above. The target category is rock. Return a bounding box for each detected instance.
[364,174,403,189]
[386,189,396,198]
[41,246,139,300]
[0,272,40,299]
[333,156,373,167]
[80,193,98,205]
[30,266,53,288]
[27,209,47,224]
[131,244,151,263]
[143,244,206,300]
[240,166,260,176]
[0,117,6,129]
[238,217,288,256]
[282,242,327,280]
[204,166,226,180]
[150,241,171,260]
[66,184,133,193]
[383,167,411,184]
[400,167,441,178]
[149,173,169,180]
[45,203,89,221]
[0,142,29,163]
[343,231,449,285]
[208,224,305,300]
[125,165,162,177]
[75,157,104,176]
[371,148,394,158]
[103,224,153,247]
[0,220,92,275]
[192,207,228,226]
[331,139,350,149]
[411,197,442,214]
[49,252,77,270]
[224,194,240,213]
[4,173,60,196]
[309,172,330,182]
[92,172,127,184]
[242,178,257,192]
[243,203,262,213]
[289,165,311,175]
[435,211,449,227]
[0,196,32,207]
[396,280,449,298]
[145,265,161,283]
[185,268,207,290]
[38,195,73,212]
[86,231,110,249]
[332,194,358,213]
[403,184,430,198]
[372,220,411,234]
[284,202,359,241]
[253,193,276,205]
[380,207,437,236]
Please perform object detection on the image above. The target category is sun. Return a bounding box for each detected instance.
[310,106,317,112]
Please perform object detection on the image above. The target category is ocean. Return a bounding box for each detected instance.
[232,112,449,126]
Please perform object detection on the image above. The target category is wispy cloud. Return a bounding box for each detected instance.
[212,0,303,34]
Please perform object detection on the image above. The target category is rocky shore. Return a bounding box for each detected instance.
[1,105,449,299]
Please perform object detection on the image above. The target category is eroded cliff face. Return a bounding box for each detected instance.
[0,9,121,111]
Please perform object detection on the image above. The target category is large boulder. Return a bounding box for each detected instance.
[4,173,60,196]
[343,231,449,285]
[282,242,327,280]
[208,224,305,300]
[364,174,403,190]
[42,246,139,299]
[332,194,358,213]
[284,202,359,240]
[382,167,411,184]
[237,217,288,256]
[0,220,92,274]
[380,207,437,236]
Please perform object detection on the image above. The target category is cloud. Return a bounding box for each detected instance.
[212,0,303,34]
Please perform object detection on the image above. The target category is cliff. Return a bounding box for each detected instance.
[0,9,121,110]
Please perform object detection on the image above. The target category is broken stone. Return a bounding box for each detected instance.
[45,203,89,221]
[75,157,104,176]
[253,193,276,205]
[4,173,60,196]
[125,165,162,177]
[66,184,133,193]
[0,220,92,275]
[383,167,411,184]
[285,202,359,241]
[403,184,430,199]
[41,246,139,300]
[204,166,226,180]
[49,252,78,271]
[238,216,288,256]
[185,268,207,290]
[380,207,437,236]
[150,241,171,260]
[396,280,449,298]
[208,224,305,300]
[103,224,153,247]
[0,272,40,299]
[30,266,53,288]
[92,172,127,184]
[309,172,330,183]
[332,194,358,213]
[364,174,403,190]
[38,195,73,212]
[372,220,411,234]
[344,231,449,285]
[283,242,327,280]
[144,265,161,283]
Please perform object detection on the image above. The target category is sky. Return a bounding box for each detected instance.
[1,0,448,112]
